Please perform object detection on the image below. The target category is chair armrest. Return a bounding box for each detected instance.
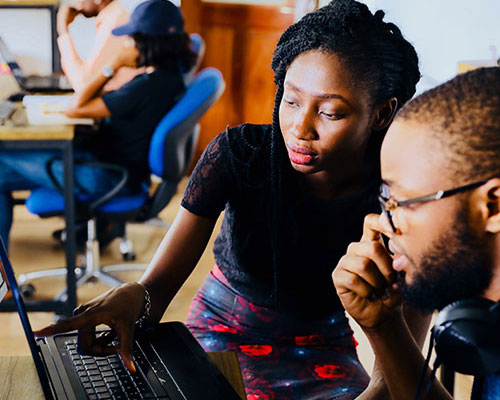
[45,157,129,212]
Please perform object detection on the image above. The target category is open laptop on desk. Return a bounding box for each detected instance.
[0,36,72,93]
[0,238,241,400]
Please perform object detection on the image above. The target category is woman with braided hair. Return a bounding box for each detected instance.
[36,1,426,398]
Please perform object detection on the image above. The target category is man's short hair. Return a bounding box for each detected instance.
[395,67,500,181]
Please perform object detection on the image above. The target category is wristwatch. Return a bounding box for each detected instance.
[102,65,114,78]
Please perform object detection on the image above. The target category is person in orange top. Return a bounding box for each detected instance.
[57,0,145,92]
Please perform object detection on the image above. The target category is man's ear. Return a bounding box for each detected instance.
[372,97,398,132]
[481,178,500,234]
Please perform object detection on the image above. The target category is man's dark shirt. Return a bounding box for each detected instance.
[82,67,185,189]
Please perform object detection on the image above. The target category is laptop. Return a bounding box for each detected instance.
[0,36,72,93]
[0,238,242,400]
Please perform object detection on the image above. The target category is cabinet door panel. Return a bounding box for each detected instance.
[181,1,294,163]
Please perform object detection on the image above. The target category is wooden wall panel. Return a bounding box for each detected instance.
[181,1,294,164]
[240,29,282,124]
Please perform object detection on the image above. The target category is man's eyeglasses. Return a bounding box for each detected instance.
[378,179,490,232]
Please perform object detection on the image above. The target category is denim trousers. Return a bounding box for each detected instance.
[0,148,127,250]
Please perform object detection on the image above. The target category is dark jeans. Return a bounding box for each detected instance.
[0,149,128,250]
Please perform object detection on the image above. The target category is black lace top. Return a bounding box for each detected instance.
[182,123,380,317]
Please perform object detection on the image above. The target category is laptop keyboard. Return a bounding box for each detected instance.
[64,339,170,399]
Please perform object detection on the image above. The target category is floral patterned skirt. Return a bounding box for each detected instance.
[186,267,370,400]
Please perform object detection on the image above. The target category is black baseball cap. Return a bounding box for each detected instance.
[112,0,184,36]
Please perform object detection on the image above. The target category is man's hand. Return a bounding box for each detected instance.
[333,213,402,329]
[34,282,147,373]
[57,5,81,35]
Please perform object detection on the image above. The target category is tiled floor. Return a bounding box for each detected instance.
[0,177,473,398]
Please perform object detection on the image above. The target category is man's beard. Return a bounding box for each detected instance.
[398,207,493,313]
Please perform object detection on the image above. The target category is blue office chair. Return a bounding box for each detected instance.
[184,33,205,85]
[19,67,225,298]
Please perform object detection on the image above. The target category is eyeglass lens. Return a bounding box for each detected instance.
[379,184,397,232]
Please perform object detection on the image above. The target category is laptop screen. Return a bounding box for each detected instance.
[0,238,54,399]
[0,36,25,86]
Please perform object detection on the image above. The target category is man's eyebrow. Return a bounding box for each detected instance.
[284,81,351,105]
[382,179,406,192]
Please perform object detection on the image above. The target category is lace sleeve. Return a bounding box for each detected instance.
[181,130,234,219]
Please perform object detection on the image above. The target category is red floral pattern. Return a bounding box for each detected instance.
[186,269,370,399]
[295,334,324,346]
[313,364,347,380]
[208,324,238,334]
[240,344,273,357]
[247,389,275,400]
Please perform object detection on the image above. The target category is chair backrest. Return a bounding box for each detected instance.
[149,67,224,179]
[142,67,225,219]
[183,33,206,85]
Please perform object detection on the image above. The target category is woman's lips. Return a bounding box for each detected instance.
[287,144,317,166]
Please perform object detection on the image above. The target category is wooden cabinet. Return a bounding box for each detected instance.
[181,0,295,163]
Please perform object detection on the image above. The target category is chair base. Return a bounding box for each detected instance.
[17,218,148,302]
[17,263,149,302]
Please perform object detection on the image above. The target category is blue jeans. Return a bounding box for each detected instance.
[0,149,128,250]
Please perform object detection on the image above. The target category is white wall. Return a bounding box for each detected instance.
[372,0,500,94]
[1,0,499,86]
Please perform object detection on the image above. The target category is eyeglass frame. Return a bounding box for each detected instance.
[378,178,490,232]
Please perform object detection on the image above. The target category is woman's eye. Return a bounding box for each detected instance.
[319,110,343,120]
[284,98,298,107]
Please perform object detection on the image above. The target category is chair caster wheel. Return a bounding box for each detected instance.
[122,252,136,261]
[20,283,35,298]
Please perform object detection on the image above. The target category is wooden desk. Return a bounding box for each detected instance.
[0,107,73,140]
[0,353,247,399]
[0,106,77,316]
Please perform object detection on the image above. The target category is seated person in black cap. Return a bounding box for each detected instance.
[333,67,500,399]
[66,0,196,191]
[0,0,197,251]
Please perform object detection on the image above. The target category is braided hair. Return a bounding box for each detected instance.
[231,0,420,308]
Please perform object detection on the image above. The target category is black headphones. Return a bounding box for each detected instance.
[431,297,500,376]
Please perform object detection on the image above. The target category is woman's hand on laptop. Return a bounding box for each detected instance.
[33,282,147,373]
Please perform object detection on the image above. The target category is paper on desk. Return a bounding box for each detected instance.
[22,95,94,125]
